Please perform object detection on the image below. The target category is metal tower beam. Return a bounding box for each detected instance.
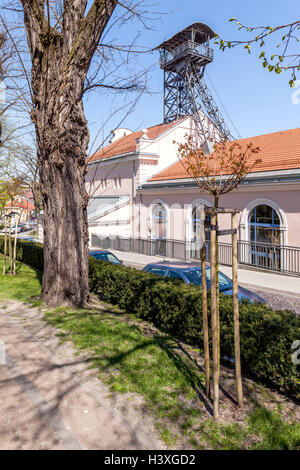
[157,23,233,143]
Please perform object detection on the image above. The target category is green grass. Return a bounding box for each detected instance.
[0,254,42,305]
[247,406,300,450]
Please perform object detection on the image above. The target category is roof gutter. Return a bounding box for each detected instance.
[138,168,300,192]
[87,151,159,167]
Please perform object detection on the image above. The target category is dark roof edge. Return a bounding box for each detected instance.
[139,169,300,191]
[156,22,215,50]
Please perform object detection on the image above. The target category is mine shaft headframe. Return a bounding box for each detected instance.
[157,22,215,73]
[156,23,233,141]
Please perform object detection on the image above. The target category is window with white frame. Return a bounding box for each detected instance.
[152,203,167,240]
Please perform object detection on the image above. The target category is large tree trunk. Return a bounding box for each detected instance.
[21,0,118,307]
[33,49,91,307]
[38,100,90,306]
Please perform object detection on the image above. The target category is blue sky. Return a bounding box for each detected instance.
[85,0,299,154]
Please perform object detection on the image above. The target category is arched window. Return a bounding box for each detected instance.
[249,205,280,244]
[152,203,167,240]
[191,204,211,260]
[249,205,281,270]
[192,205,211,242]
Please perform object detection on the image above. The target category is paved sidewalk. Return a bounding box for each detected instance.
[0,303,163,450]
[103,248,300,296]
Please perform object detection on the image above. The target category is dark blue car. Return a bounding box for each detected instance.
[89,249,123,265]
[143,262,266,304]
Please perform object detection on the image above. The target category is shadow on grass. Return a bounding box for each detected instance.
[157,336,213,416]
[46,307,213,417]
[34,267,43,285]
[177,343,239,407]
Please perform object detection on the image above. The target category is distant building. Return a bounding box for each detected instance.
[5,191,35,223]
[86,122,300,243]
[86,122,300,273]
[86,116,194,238]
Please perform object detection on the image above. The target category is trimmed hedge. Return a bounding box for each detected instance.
[0,236,44,270]
[88,257,300,400]
[1,238,299,399]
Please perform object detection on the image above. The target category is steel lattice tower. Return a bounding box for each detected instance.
[157,23,233,146]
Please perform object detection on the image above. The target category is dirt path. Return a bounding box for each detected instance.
[0,300,164,450]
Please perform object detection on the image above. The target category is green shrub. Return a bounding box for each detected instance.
[88,257,300,400]
[0,236,44,270]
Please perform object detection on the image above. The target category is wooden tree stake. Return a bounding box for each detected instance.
[13,213,19,276]
[3,215,7,275]
[210,211,219,419]
[232,213,243,409]
[200,228,210,398]
[8,216,12,275]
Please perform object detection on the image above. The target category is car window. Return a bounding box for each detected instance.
[148,267,167,277]
[218,272,233,291]
[106,253,119,263]
[168,270,184,281]
[183,269,202,286]
[205,270,232,292]
[94,253,107,261]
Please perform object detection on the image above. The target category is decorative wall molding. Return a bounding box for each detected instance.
[148,198,170,240]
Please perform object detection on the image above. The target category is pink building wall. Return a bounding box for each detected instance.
[138,188,300,248]
[86,161,134,198]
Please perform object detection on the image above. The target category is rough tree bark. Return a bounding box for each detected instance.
[21,0,118,306]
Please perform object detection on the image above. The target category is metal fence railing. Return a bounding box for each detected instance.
[92,234,188,259]
[91,234,300,276]
[238,240,300,275]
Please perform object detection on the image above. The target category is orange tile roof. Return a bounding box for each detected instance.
[149,128,300,181]
[5,199,35,211]
[88,120,182,163]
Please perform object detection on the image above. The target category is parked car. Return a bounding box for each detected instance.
[20,224,28,232]
[0,226,15,233]
[17,235,35,241]
[1,226,26,234]
[143,262,266,304]
[23,222,36,230]
[16,225,24,233]
[89,249,123,265]
[18,224,29,232]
